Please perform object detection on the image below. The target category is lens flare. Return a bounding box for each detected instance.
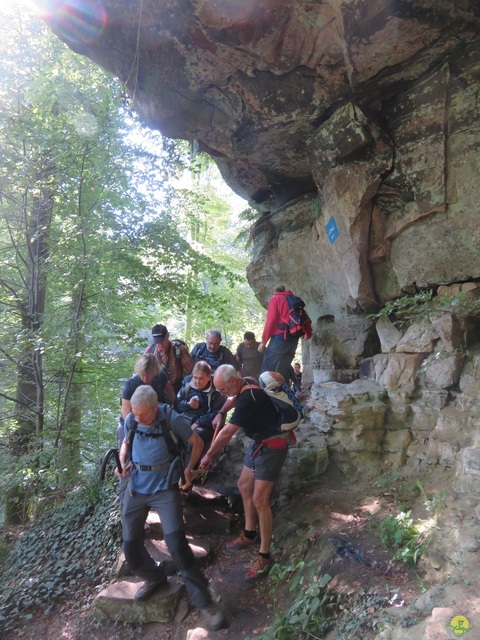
[36,0,106,44]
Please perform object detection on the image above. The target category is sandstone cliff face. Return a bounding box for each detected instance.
[41,0,480,366]
[41,4,480,631]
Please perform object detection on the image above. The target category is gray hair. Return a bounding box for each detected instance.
[214,364,239,385]
[206,330,222,341]
[131,385,158,410]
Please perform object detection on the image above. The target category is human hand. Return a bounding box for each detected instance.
[189,395,200,409]
[200,452,212,469]
[212,413,224,430]
[116,462,132,478]
[258,342,266,353]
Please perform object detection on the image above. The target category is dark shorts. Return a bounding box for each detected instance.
[243,439,288,482]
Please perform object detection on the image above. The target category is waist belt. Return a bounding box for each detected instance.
[133,462,171,472]
[251,435,289,460]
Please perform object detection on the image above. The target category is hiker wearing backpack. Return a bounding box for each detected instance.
[200,365,293,582]
[236,331,264,380]
[116,355,176,509]
[117,385,227,630]
[146,323,194,393]
[176,360,227,466]
[120,355,175,427]
[258,285,312,382]
[190,330,239,373]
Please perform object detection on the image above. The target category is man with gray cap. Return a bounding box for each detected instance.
[146,323,194,393]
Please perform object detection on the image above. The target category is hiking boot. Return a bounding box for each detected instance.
[245,555,272,582]
[134,579,167,601]
[225,532,258,552]
[201,602,228,631]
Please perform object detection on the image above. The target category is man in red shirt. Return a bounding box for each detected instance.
[258,285,312,381]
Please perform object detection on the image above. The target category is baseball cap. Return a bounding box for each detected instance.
[151,324,168,343]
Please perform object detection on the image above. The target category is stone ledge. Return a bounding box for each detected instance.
[94,577,185,624]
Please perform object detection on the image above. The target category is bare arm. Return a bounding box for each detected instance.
[185,431,205,472]
[180,430,204,488]
[211,394,238,429]
[121,399,132,421]
[117,439,132,478]
[200,422,240,468]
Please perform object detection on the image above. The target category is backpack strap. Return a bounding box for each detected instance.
[128,406,178,460]
[158,405,179,459]
[158,405,186,486]
[172,340,182,361]
[128,417,139,449]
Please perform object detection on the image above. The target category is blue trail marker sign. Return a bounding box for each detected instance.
[325,216,339,244]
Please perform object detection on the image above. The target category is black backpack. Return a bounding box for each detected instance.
[192,343,224,368]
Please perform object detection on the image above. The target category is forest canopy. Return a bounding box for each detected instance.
[0,4,264,524]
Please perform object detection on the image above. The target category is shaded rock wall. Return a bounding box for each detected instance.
[40,1,480,343]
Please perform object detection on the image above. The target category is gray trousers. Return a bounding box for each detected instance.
[122,487,211,610]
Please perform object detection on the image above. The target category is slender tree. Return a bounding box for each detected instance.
[0,6,265,523]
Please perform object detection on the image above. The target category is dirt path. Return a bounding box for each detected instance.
[12,466,422,640]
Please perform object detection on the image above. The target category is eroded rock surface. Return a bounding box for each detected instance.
[40,1,480,324]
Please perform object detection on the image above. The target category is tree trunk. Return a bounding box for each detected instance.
[5,160,53,524]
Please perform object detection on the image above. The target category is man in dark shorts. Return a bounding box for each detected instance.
[200,364,289,582]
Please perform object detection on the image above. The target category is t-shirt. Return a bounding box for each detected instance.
[124,405,193,494]
[119,372,170,429]
[236,341,264,378]
[230,383,281,440]
[122,371,169,402]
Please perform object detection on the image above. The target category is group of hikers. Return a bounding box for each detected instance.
[115,285,312,631]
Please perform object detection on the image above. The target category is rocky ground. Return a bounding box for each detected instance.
[8,461,438,640]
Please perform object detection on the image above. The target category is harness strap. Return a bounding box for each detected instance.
[133,462,172,472]
[250,436,289,460]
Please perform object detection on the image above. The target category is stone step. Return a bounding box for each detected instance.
[94,576,188,624]
[116,535,213,577]
[103,485,236,624]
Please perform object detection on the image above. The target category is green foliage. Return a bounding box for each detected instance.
[379,510,432,565]
[375,476,444,566]
[247,558,398,640]
[374,472,420,509]
[416,480,445,516]
[246,561,333,640]
[0,7,265,521]
[371,289,480,328]
[370,290,434,327]
[0,479,120,635]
